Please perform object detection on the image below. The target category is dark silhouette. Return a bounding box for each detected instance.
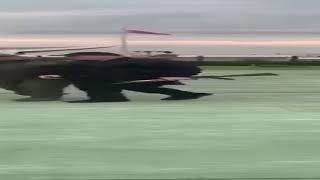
[0,52,278,102]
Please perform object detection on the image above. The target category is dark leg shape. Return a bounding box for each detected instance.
[124,85,212,100]
[85,90,129,102]
[14,79,67,101]
[73,82,129,102]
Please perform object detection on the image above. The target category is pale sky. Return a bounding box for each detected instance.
[0,0,320,35]
[1,0,320,55]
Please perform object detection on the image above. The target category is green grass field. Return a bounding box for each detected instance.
[1,66,320,180]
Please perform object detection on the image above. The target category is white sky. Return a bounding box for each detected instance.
[0,0,320,35]
[1,0,320,55]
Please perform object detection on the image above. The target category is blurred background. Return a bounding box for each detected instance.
[2,0,320,55]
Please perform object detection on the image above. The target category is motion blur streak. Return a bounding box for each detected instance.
[2,38,320,46]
